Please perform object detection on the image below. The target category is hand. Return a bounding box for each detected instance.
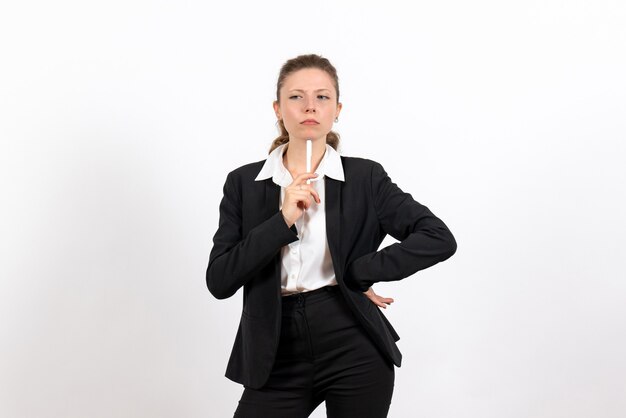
[281,172,320,227]
[363,287,394,309]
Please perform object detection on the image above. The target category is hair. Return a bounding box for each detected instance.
[269,54,341,153]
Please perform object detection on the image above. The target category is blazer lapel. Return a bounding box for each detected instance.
[325,176,343,282]
[265,180,283,302]
[265,180,280,216]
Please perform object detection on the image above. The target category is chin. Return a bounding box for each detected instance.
[303,128,329,139]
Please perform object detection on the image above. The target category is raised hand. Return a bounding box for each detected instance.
[281,172,320,227]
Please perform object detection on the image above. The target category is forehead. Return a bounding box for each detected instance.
[281,68,335,93]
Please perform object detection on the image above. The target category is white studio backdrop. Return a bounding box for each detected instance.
[1,1,625,417]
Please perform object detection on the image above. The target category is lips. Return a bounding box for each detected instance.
[301,119,319,125]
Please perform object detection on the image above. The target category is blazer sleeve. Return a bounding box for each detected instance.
[206,171,298,299]
[346,162,457,291]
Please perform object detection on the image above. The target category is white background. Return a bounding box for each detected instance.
[1,1,625,417]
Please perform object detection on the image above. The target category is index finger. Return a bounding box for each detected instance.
[292,172,318,185]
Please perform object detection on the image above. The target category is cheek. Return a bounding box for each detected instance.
[286,109,301,122]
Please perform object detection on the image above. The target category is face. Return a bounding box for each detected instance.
[273,68,342,143]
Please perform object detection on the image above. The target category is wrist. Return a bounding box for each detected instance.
[280,210,294,228]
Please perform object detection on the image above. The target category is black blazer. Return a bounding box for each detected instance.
[207,156,456,389]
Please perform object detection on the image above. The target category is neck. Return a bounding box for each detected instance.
[283,137,326,177]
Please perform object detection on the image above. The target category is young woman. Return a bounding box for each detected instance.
[207,54,456,418]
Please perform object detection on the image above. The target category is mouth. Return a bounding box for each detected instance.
[301,119,319,125]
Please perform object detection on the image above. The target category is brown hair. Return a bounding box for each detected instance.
[269,54,341,153]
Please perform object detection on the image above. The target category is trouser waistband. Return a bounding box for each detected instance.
[281,285,341,308]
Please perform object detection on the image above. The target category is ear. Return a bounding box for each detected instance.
[273,101,281,119]
[335,102,343,118]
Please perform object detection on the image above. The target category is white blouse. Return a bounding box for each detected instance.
[254,143,345,295]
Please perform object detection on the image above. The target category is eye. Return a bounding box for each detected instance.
[289,95,302,100]
[317,95,330,100]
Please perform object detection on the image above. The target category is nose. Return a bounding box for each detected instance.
[304,96,316,113]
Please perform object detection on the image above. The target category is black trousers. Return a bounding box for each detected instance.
[234,285,395,418]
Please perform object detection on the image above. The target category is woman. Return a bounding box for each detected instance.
[207,54,456,418]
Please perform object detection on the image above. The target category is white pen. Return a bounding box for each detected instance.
[306,139,312,185]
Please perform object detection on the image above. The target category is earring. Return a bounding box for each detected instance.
[334,117,339,123]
